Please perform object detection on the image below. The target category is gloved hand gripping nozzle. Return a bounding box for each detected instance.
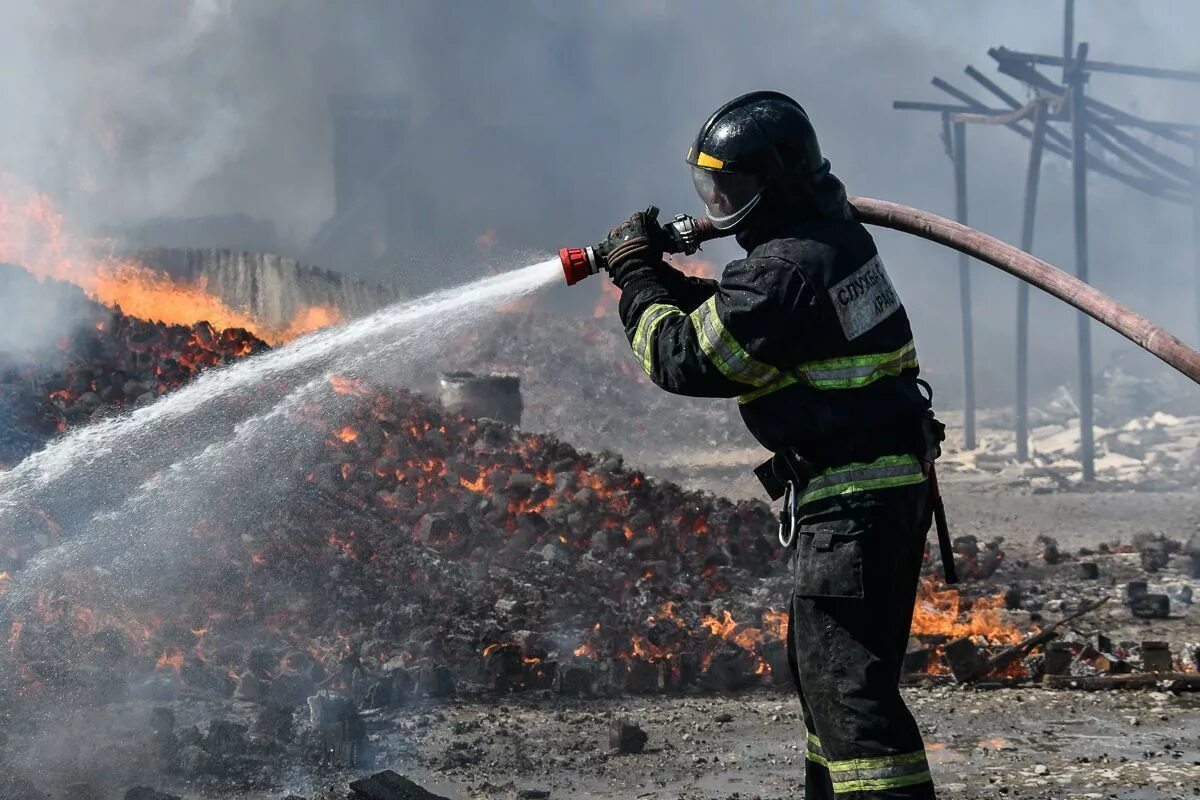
[559,207,722,286]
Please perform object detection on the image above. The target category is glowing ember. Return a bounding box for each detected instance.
[155,648,185,673]
[333,426,359,443]
[329,374,371,396]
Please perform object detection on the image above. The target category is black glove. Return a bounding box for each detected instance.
[602,206,665,288]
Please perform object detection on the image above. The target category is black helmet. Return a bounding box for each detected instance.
[686,90,829,230]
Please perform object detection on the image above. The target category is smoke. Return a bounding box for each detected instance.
[0,1,1198,405]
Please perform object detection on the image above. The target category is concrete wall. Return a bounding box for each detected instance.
[136,248,406,330]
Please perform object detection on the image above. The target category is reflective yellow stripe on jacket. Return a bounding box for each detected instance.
[689,295,781,387]
[739,339,919,404]
[800,454,926,506]
[631,303,684,376]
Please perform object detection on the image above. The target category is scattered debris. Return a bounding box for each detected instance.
[610,719,649,754]
[349,770,450,800]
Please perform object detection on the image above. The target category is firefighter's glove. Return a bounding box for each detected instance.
[604,206,665,288]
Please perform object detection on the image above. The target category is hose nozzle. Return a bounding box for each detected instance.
[560,212,723,286]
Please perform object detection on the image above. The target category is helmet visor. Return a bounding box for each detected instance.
[691,167,763,230]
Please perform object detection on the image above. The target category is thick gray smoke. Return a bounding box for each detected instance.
[0,0,1198,406]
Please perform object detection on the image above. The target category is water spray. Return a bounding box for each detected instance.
[559,198,1200,385]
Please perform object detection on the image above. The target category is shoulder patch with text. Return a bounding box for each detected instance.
[827,255,900,340]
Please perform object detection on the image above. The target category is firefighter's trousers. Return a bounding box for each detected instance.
[786,481,935,799]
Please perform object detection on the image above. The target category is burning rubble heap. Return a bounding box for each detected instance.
[0,255,1197,797]
[0,265,269,464]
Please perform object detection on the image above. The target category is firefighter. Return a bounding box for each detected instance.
[602,91,940,799]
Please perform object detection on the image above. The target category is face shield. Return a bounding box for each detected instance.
[691,166,763,230]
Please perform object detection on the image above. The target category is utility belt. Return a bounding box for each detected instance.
[756,407,958,583]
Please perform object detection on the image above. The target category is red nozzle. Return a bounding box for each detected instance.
[559,247,594,286]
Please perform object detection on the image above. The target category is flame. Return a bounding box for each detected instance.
[0,177,338,344]
[702,609,738,638]
[0,570,10,599]
[910,580,1026,644]
[155,648,185,673]
[333,426,359,444]
[278,304,342,340]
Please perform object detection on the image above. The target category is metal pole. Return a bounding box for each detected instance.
[1062,0,1075,83]
[1016,101,1048,462]
[1069,44,1095,482]
[952,121,976,450]
[1194,133,1200,345]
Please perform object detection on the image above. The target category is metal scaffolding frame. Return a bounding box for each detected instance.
[893,0,1200,478]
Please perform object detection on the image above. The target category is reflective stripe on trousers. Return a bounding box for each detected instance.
[799,454,926,507]
[739,339,919,404]
[807,733,933,795]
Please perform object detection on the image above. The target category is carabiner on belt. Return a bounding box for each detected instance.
[777,480,799,548]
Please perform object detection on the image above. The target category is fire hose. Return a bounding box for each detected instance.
[560,199,1200,584]
[560,198,1200,385]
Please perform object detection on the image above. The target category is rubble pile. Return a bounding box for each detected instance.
[0,265,268,465]
[1,268,1198,795]
[905,532,1200,687]
[946,368,1200,490]
[0,374,799,707]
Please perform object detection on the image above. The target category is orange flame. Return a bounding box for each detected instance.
[155,648,185,673]
[910,580,1026,644]
[0,177,338,344]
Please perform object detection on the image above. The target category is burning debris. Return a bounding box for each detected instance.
[0,178,342,344]
[0,265,269,466]
[0,248,1196,796]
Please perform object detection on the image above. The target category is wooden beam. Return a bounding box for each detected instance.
[893,100,1002,115]
[963,65,1075,153]
[930,76,1190,203]
[991,50,1198,140]
[952,120,977,451]
[1069,44,1096,483]
[1086,124,1194,194]
[1089,115,1195,182]
[1016,101,1048,463]
[1044,673,1200,690]
[994,48,1200,84]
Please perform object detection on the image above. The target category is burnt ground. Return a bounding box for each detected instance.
[266,686,1199,800]
[19,465,1196,800]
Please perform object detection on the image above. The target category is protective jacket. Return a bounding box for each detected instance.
[617,182,930,504]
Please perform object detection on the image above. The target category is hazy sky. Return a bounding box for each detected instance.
[2,1,1198,405]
